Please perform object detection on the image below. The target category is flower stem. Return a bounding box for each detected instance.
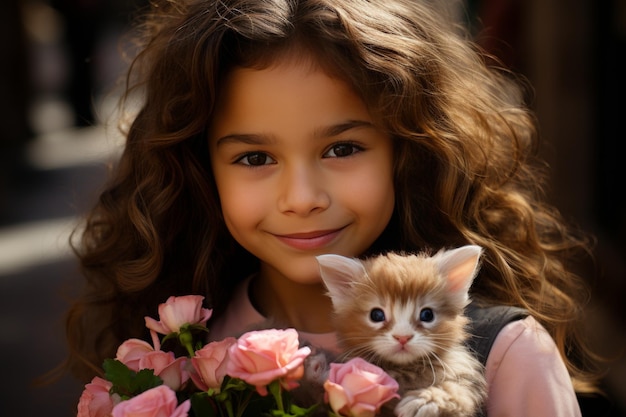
[268,381,285,413]
[225,399,235,417]
[235,391,253,417]
[178,329,195,357]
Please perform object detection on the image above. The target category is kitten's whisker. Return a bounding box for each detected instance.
[338,336,374,344]
[339,344,381,365]
[425,355,437,387]
[429,351,449,381]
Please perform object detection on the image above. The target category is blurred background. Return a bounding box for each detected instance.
[0,0,624,416]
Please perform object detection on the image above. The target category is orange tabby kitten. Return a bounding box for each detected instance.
[316,245,487,417]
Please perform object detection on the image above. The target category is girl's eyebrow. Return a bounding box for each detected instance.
[313,120,374,138]
[214,119,373,147]
[214,133,272,147]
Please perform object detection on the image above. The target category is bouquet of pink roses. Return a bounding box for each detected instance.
[77,295,400,417]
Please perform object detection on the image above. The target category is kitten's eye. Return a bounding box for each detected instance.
[419,308,434,323]
[369,308,386,322]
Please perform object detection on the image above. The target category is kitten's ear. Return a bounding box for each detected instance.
[316,254,366,305]
[435,245,483,295]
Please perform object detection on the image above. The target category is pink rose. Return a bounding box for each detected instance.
[191,337,236,392]
[77,377,114,417]
[111,385,190,417]
[116,338,189,390]
[116,338,154,371]
[324,357,400,417]
[145,295,213,335]
[226,328,311,396]
[139,350,189,391]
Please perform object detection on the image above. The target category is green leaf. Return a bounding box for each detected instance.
[289,403,320,417]
[134,368,165,391]
[103,358,134,386]
[103,359,163,398]
[162,332,177,345]
[221,376,250,393]
[265,402,319,417]
[188,323,211,334]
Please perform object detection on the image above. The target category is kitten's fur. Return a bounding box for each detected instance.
[316,245,487,417]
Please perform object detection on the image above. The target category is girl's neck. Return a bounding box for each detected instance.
[249,270,334,334]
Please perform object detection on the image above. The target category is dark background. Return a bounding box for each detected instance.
[0,0,624,416]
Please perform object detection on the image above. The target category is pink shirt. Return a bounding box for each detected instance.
[209,277,582,417]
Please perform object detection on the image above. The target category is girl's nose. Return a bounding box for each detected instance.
[277,164,330,216]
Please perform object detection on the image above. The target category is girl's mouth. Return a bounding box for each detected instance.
[274,228,345,251]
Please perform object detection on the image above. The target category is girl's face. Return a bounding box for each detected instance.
[209,57,395,285]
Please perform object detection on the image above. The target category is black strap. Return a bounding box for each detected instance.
[465,301,529,366]
[464,301,529,417]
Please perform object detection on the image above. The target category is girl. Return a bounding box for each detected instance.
[64,0,601,415]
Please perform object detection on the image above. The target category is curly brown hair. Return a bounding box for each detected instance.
[64,0,600,392]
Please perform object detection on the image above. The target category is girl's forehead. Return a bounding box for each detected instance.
[208,57,377,144]
[216,56,364,114]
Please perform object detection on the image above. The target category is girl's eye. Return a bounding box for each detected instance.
[419,308,434,323]
[324,142,363,158]
[236,152,275,166]
[370,308,386,323]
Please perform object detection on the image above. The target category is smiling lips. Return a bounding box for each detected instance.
[274,228,344,251]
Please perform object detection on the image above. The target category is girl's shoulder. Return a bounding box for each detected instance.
[486,316,582,416]
[466,302,582,417]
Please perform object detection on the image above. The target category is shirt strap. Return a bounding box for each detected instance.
[465,301,529,367]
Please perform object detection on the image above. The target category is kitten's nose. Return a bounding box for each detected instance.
[393,335,413,345]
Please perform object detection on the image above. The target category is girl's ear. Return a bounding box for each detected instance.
[434,245,483,296]
[316,254,366,305]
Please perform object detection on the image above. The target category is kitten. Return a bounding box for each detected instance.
[316,245,487,417]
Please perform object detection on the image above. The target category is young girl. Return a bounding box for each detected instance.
[64,0,601,415]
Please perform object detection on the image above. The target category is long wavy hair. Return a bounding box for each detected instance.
[64,0,600,391]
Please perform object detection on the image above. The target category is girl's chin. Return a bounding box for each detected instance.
[262,259,325,286]
[282,270,325,286]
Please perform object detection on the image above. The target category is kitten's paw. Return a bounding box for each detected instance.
[395,387,460,417]
[303,350,330,384]
[395,398,439,417]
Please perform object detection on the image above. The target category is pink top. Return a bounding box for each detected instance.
[209,277,582,417]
